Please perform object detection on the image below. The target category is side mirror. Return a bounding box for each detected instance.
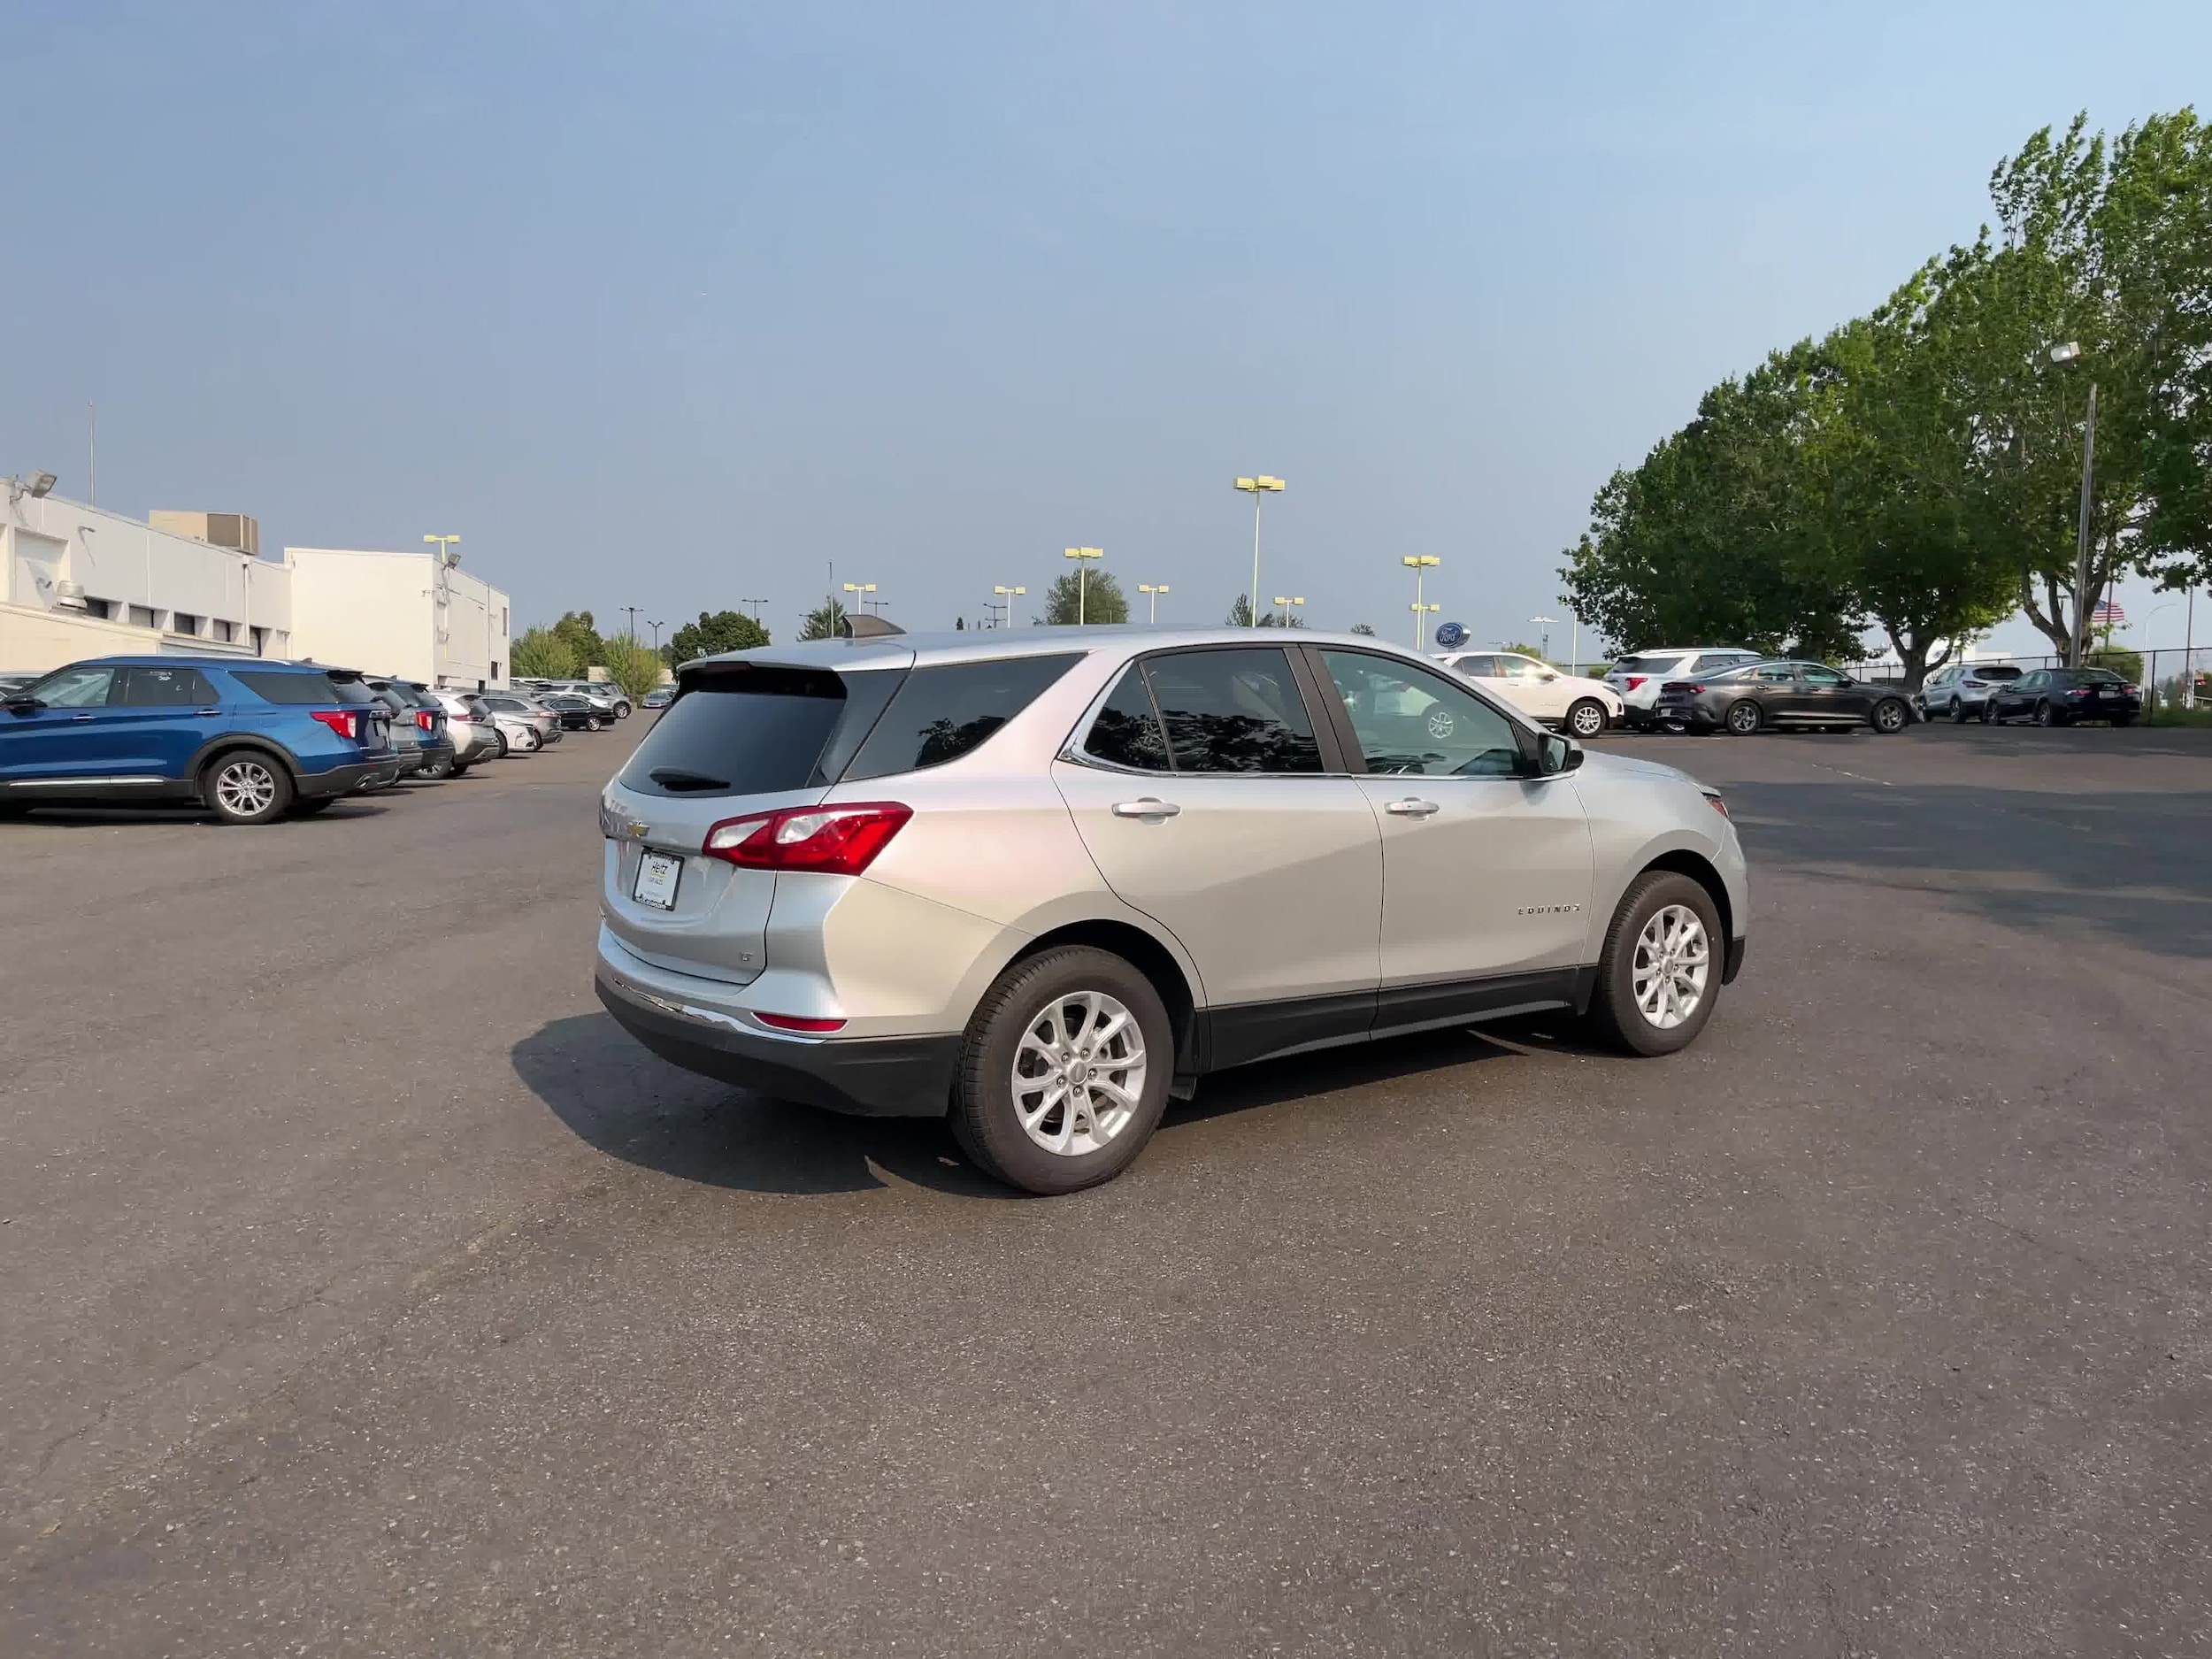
[4,695,42,715]
[1540,733,1584,774]
[1540,672,1559,682]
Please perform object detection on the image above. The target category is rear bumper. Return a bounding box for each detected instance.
[595,958,960,1118]
[298,757,403,799]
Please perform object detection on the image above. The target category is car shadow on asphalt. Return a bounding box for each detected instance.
[513,1011,1576,1199]
[0,798,400,828]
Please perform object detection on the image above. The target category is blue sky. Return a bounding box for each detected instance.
[8,0,2208,657]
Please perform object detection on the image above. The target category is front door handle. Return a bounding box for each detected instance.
[1111,798,1181,818]
[1385,797,1440,817]
[69,713,96,722]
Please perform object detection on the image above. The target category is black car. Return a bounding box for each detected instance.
[1653,659,1916,735]
[1982,667,2140,726]
[541,694,608,731]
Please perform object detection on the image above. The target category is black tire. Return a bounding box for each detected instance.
[1871,698,1909,734]
[1949,698,1967,723]
[290,796,339,816]
[2035,701,2062,727]
[202,750,294,826]
[1724,699,1762,736]
[1587,870,1726,1057]
[1982,701,2000,724]
[586,717,604,733]
[1566,698,1608,740]
[951,946,1175,1195]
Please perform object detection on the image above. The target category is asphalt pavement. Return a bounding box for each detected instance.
[4,718,2210,1655]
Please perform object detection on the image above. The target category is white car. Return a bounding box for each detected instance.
[430,689,506,769]
[1435,650,1622,739]
[1605,648,1763,731]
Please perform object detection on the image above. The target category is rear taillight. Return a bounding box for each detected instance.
[1660,680,1702,694]
[415,710,434,731]
[2124,685,2140,695]
[1625,675,1647,691]
[702,802,913,875]
[2067,688,2090,697]
[310,709,360,740]
[755,1012,847,1034]
[449,710,472,723]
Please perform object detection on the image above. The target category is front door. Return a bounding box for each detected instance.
[1054,646,1383,1067]
[0,665,125,785]
[1796,663,1865,723]
[1496,654,1571,722]
[1313,649,1594,1027]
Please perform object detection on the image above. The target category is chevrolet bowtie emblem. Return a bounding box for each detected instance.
[624,819,650,840]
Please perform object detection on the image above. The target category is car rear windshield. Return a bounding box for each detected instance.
[1975,665,2024,680]
[233,669,365,705]
[617,664,902,797]
[1612,655,1674,674]
[2069,669,2126,684]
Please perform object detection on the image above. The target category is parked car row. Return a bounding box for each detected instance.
[513,679,636,725]
[0,654,626,826]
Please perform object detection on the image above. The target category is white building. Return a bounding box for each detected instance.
[2,487,292,672]
[284,546,511,690]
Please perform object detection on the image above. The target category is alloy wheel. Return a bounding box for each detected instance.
[1631,903,1710,1031]
[1010,989,1148,1156]
[1727,701,1761,735]
[1874,700,1907,733]
[215,759,278,818]
[1569,701,1606,739]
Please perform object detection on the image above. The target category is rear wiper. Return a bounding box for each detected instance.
[649,767,732,792]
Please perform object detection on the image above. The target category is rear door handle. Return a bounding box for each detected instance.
[69,713,96,722]
[1111,798,1181,818]
[1385,797,1440,817]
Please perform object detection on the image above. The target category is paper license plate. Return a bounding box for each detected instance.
[633,850,682,910]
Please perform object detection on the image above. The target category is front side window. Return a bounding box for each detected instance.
[19,665,116,707]
[1496,655,1545,679]
[844,654,1081,780]
[1142,648,1322,774]
[1085,664,1171,771]
[115,666,216,706]
[1321,651,1522,777]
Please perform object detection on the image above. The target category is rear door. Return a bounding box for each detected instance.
[1313,649,1593,1018]
[106,665,222,780]
[1053,646,1383,1064]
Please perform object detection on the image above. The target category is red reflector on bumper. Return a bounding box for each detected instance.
[756,1013,847,1033]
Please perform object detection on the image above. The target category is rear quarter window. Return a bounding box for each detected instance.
[843,655,1082,781]
[231,670,349,704]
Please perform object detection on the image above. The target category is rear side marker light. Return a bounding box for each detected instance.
[702,802,913,875]
[755,1012,847,1033]
[1704,792,1729,818]
[309,709,359,740]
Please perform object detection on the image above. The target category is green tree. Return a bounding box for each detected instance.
[1224,594,1307,628]
[600,638,664,705]
[1041,569,1129,625]
[549,611,607,670]
[667,610,769,664]
[798,598,849,641]
[1348,622,1378,636]
[510,626,579,679]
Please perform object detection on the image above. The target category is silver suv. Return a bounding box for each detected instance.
[594,630,1750,1194]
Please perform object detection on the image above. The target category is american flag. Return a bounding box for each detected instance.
[2091,598,2126,626]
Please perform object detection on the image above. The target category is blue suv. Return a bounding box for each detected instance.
[0,656,402,825]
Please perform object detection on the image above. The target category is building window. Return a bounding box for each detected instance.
[212,619,235,642]
[129,605,157,629]
[491,660,502,680]
[172,612,203,636]
[250,626,267,656]
[83,598,116,620]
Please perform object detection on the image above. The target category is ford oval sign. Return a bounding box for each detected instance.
[1434,620,1467,649]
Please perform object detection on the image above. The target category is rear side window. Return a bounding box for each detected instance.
[1692,652,1754,672]
[844,655,1081,781]
[618,664,892,798]
[1143,647,1322,774]
[114,666,216,706]
[233,670,347,704]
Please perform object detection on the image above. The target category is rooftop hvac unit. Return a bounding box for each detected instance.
[53,579,88,610]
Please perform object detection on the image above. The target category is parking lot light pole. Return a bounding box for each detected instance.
[1530,615,1560,661]
[1064,548,1102,624]
[842,582,876,628]
[1402,556,1439,648]
[991,583,1025,628]
[1139,582,1169,623]
[1234,476,1284,628]
[1272,596,1303,628]
[647,619,664,654]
